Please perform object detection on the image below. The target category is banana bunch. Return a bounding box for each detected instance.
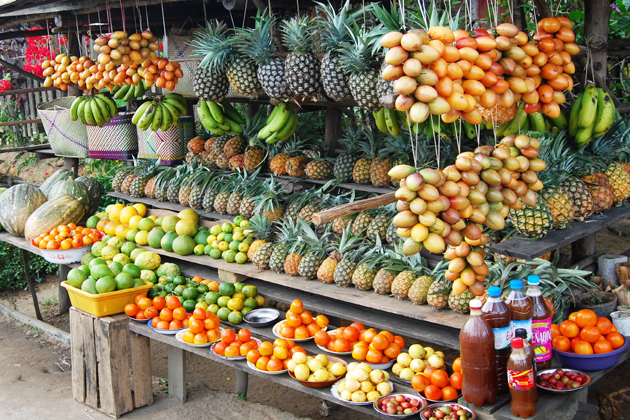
[257,102,298,143]
[132,93,187,132]
[112,80,148,102]
[374,108,405,136]
[70,94,117,127]
[197,99,246,136]
[569,84,616,147]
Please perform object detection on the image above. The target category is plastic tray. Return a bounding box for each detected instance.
[61,280,153,317]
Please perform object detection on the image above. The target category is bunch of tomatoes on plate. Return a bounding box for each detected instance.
[246,338,306,372]
[551,309,625,354]
[411,357,462,402]
[276,300,330,340]
[213,328,259,358]
[32,224,102,250]
[126,294,191,328]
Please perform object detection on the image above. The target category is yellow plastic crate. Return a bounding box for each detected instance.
[61,280,153,317]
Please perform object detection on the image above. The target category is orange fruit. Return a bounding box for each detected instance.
[151,317,159,328]
[182,330,195,343]
[450,372,463,390]
[380,330,395,343]
[166,296,181,309]
[156,320,169,330]
[350,321,365,331]
[371,334,390,351]
[267,358,284,372]
[424,384,443,401]
[560,320,579,338]
[570,337,584,352]
[137,298,152,311]
[335,337,352,353]
[274,338,290,348]
[192,308,207,320]
[204,317,219,330]
[442,386,459,401]
[280,325,295,338]
[124,304,139,317]
[306,323,321,337]
[286,312,302,327]
[423,366,437,378]
[256,356,270,371]
[169,320,183,330]
[193,334,208,344]
[238,329,251,342]
[289,300,303,314]
[594,340,613,354]
[580,325,601,343]
[299,311,313,325]
[290,346,307,356]
[315,315,330,329]
[246,349,261,364]
[259,342,273,357]
[568,312,578,322]
[384,343,402,359]
[606,332,625,349]
[363,329,377,343]
[612,325,619,333]
[551,324,561,339]
[189,319,204,334]
[352,345,368,361]
[574,341,594,355]
[152,296,166,310]
[596,317,613,335]
[221,329,236,344]
[172,307,187,321]
[225,346,240,358]
[239,343,254,356]
[294,326,309,340]
[159,308,173,322]
[365,348,383,364]
[430,369,450,388]
[452,357,462,373]
[213,341,228,356]
[206,328,220,343]
[336,327,346,338]
[343,326,359,342]
[576,309,597,328]
[314,331,331,346]
[135,312,147,320]
[552,335,570,352]
[144,307,158,319]
[411,373,430,393]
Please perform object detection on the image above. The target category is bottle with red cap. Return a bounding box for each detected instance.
[508,337,537,418]
[460,299,497,407]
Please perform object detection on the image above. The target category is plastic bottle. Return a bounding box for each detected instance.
[515,328,539,403]
[526,275,553,370]
[505,279,533,341]
[508,337,537,418]
[460,299,497,407]
[482,286,512,395]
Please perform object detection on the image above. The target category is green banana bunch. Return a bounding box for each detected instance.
[70,94,117,127]
[569,85,617,147]
[500,103,527,136]
[112,81,148,102]
[197,99,245,136]
[257,102,298,143]
[132,93,188,132]
[527,112,547,132]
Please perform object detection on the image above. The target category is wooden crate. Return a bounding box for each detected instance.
[70,307,153,418]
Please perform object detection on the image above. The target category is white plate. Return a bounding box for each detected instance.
[316,330,353,355]
[175,328,223,348]
[129,316,150,324]
[210,338,262,360]
[331,381,395,406]
[247,360,288,375]
[366,360,395,370]
[272,321,327,342]
[148,323,186,335]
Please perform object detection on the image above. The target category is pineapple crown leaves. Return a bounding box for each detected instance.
[336,222,368,254]
[337,123,368,156]
[297,219,335,257]
[233,11,279,67]
[244,108,270,144]
[338,22,382,74]
[189,20,236,72]
[315,0,363,52]
[537,131,575,186]
[252,176,286,215]
[280,15,317,54]
[247,214,275,241]
[419,0,463,32]
[356,236,388,272]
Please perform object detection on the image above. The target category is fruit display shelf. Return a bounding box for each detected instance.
[107,192,224,221]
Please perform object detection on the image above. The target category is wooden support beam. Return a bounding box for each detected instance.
[0,87,56,97]
[533,0,553,18]
[323,107,341,157]
[585,0,611,85]
[0,58,44,83]
[0,28,50,40]
[312,192,397,225]
[21,249,43,321]
[0,119,41,127]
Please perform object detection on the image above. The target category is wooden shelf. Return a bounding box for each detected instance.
[488,204,630,260]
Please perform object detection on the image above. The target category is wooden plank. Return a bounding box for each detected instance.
[489,204,630,260]
[167,345,187,403]
[323,107,341,157]
[105,317,134,416]
[94,315,115,414]
[0,119,41,127]
[129,333,153,408]
[58,264,72,314]
[82,310,99,408]
[0,57,44,83]
[235,369,248,396]
[70,307,86,403]
[21,249,43,321]
[313,193,397,225]
[571,235,597,265]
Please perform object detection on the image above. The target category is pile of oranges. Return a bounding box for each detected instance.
[246,338,306,372]
[551,309,625,355]
[314,322,366,353]
[180,309,221,345]
[126,294,206,335]
[276,300,329,340]
[213,328,260,359]
[411,357,462,402]
[32,224,102,250]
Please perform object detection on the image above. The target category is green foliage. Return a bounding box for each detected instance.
[0,241,58,291]
[8,152,38,175]
[0,98,47,148]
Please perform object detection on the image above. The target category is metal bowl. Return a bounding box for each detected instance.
[536,368,591,393]
[419,403,477,420]
[373,393,427,418]
[243,308,279,328]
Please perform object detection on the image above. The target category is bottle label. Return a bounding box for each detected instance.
[511,318,532,341]
[532,317,552,362]
[508,368,535,390]
[493,325,512,350]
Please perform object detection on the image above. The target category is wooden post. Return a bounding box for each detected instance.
[63,157,80,175]
[572,235,597,265]
[247,103,260,119]
[66,31,81,98]
[585,0,611,85]
[168,345,187,403]
[323,107,342,157]
[21,249,43,321]
[312,192,397,225]
[533,0,553,18]
[235,369,248,397]
[129,333,154,408]
[58,264,72,314]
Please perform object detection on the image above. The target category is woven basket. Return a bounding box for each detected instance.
[167,34,198,98]
[37,97,89,158]
[87,114,138,160]
[137,116,195,166]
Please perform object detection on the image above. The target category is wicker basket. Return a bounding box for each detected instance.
[137,116,195,166]
[167,34,198,98]
[87,114,138,160]
[37,97,89,158]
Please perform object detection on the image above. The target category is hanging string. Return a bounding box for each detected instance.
[106,1,112,33]
[160,0,168,57]
[417,0,427,29]
[228,9,235,28]
[506,0,514,24]
[145,2,150,31]
[119,0,127,33]
[203,0,208,23]
[242,0,248,29]
[457,118,462,154]
[45,18,53,58]
[74,13,83,56]
[296,0,299,17]
[97,9,102,35]
[87,13,92,59]
[132,1,138,33]
[398,0,406,30]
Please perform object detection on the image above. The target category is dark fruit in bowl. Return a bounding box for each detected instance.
[422,404,473,420]
[377,395,421,415]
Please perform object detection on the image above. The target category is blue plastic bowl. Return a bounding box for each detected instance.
[554,337,629,371]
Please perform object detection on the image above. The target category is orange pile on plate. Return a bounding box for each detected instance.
[552,309,625,355]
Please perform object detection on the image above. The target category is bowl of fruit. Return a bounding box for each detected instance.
[288,354,348,388]
[537,368,591,393]
[553,337,628,371]
[373,394,427,418]
[419,403,476,420]
[31,225,103,264]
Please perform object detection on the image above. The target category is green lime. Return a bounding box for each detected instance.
[228,240,240,252]
[227,310,243,324]
[227,298,244,311]
[138,218,155,232]
[147,286,159,299]
[90,265,114,280]
[133,278,145,288]
[89,258,106,269]
[217,232,226,241]
[243,235,255,245]
[81,278,98,294]
[122,264,141,278]
[255,295,265,307]
[209,248,222,259]
[195,301,208,310]
[233,282,245,292]
[194,229,211,246]
[222,222,233,233]
[240,307,253,316]
[204,244,214,255]
[108,262,123,276]
[243,297,258,309]
[217,296,230,308]
[182,299,197,312]
[164,283,175,294]
[205,291,221,305]
[217,307,230,321]
[174,285,186,296]
[173,276,187,286]
[207,304,219,315]
[86,215,100,228]
[223,250,236,263]
[197,284,209,294]
[232,291,245,300]
[242,285,258,298]
[210,225,223,236]
[115,273,135,290]
[218,282,236,296]
[95,276,116,293]
[235,252,248,264]
[224,233,233,243]
[120,242,137,256]
[126,229,139,242]
[233,216,244,225]
[182,287,198,301]
[67,268,87,288]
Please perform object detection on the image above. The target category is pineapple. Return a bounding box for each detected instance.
[427,279,450,310]
[239,181,262,220]
[269,219,300,273]
[352,257,381,291]
[334,125,363,182]
[213,152,231,170]
[284,191,310,222]
[373,251,407,295]
[229,154,245,171]
[269,136,304,176]
[352,136,375,184]
[144,176,157,199]
[253,241,277,271]
[286,156,309,178]
[339,26,382,112]
[386,223,400,246]
[284,251,304,277]
[204,137,217,152]
[202,174,222,212]
[280,16,321,98]
[606,162,630,203]
[316,2,355,102]
[187,137,206,155]
[129,163,160,198]
[210,135,231,157]
[223,136,246,158]
[508,195,554,238]
[366,207,395,243]
[252,178,285,222]
[111,166,134,192]
[409,276,434,305]
[297,222,332,280]
[189,172,213,210]
[448,289,474,314]
[297,201,322,224]
[352,211,375,237]
[154,168,176,202]
[538,138,576,228]
[581,172,614,213]
[234,13,290,101]
[317,223,363,283]
[213,177,235,214]
[246,215,274,262]
[226,55,262,97]
[305,159,334,180]
[333,215,354,236]
[333,248,363,287]
[584,133,629,208]
[189,22,231,102]
[391,270,416,300]
[370,155,391,187]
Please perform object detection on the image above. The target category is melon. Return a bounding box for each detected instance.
[49,179,90,213]
[0,184,47,236]
[39,169,74,197]
[76,176,103,214]
[24,195,85,241]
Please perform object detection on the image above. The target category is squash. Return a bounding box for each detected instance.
[0,184,47,236]
[39,169,74,197]
[48,179,90,213]
[76,176,103,214]
[24,195,85,241]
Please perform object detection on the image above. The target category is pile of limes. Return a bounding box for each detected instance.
[204,216,254,264]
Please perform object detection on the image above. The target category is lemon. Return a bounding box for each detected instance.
[104,220,121,236]
[211,240,220,249]
[207,234,217,244]
[105,204,116,214]
[135,230,149,245]
[138,218,155,232]
[119,206,139,225]
[148,215,158,222]
[128,215,143,230]
[218,241,229,251]
[175,219,198,237]
[115,224,130,239]
[178,209,199,224]
[227,297,244,311]
[132,203,147,217]
[109,206,122,222]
